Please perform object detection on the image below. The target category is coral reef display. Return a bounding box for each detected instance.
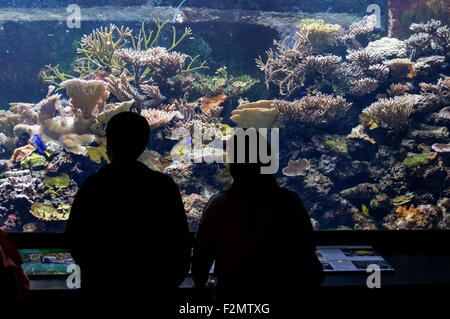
[1,10,449,233]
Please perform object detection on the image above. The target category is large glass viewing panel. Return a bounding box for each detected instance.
[0,1,448,233]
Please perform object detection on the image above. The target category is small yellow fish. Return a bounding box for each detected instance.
[366,119,378,130]
[355,250,373,255]
[362,204,370,217]
[307,93,311,97]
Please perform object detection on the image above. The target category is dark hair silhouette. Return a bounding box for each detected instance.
[226,129,278,190]
[66,111,190,306]
[106,111,150,162]
[192,128,323,305]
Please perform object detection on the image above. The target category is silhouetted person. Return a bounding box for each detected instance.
[65,112,190,305]
[192,130,323,308]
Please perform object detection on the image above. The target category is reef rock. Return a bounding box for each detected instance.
[340,183,378,199]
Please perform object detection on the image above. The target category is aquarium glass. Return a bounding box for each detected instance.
[0,1,449,232]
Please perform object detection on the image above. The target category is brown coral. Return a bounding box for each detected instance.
[346,49,382,68]
[230,100,278,129]
[282,158,310,176]
[141,109,183,129]
[386,58,416,79]
[274,93,351,127]
[9,103,37,125]
[349,78,379,96]
[200,91,227,115]
[360,96,414,130]
[256,31,312,96]
[60,133,95,155]
[60,79,109,118]
[387,83,409,97]
[8,143,37,167]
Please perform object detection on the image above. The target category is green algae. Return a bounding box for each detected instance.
[20,153,47,169]
[87,146,110,164]
[45,173,70,189]
[324,135,348,154]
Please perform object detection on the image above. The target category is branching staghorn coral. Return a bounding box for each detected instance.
[141,109,183,129]
[273,93,351,127]
[349,78,379,96]
[414,55,446,74]
[420,76,450,107]
[106,72,147,107]
[298,55,342,79]
[346,14,377,38]
[387,83,409,97]
[42,21,207,97]
[368,64,389,82]
[76,24,133,75]
[346,49,383,68]
[360,96,414,131]
[405,19,450,56]
[40,65,76,90]
[256,30,312,96]
[114,46,188,86]
[336,14,377,49]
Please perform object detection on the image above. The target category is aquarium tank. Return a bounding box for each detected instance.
[0,0,449,233]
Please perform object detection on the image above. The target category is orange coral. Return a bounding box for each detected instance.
[396,204,422,222]
[200,91,227,114]
[8,143,37,167]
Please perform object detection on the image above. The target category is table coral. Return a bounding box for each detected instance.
[282,158,310,176]
[61,79,109,118]
[230,100,278,129]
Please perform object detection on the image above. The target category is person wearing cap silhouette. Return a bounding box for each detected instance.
[65,111,190,304]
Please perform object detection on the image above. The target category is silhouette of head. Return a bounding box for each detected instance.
[226,129,278,189]
[106,112,150,163]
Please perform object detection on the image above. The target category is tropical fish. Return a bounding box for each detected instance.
[368,120,379,130]
[33,134,50,158]
[172,0,187,23]
[361,204,370,217]
[393,193,414,206]
[355,250,373,255]
[0,146,5,153]
[301,91,311,97]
